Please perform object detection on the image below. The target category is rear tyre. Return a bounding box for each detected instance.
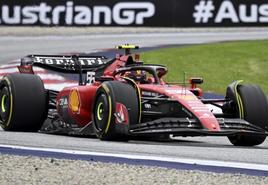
[227,84,268,146]
[0,74,47,131]
[93,81,139,141]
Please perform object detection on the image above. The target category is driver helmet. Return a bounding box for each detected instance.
[126,70,147,83]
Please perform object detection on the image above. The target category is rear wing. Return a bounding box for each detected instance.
[20,54,113,73]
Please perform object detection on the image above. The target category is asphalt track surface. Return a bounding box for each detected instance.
[0,30,268,173]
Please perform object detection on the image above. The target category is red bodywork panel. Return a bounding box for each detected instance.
[57,84,99,126]
[103,55,130,76]
[139,84,220,131]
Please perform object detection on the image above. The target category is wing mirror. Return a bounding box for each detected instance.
[189,77,203,88]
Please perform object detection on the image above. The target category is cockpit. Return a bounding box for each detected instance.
[115,64,168,84]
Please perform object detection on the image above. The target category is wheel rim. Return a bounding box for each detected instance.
[94,94,109,132]
[1,95,6,112]
[97,102,104,121]
[0,87,10,122]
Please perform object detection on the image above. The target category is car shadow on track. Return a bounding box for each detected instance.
[39,130,268,149]
[128,136,268,149]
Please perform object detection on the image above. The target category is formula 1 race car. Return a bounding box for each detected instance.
[0,45,268,146]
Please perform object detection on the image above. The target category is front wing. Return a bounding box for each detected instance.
[129,117,268,137]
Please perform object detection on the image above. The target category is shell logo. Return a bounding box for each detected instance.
[69,89,80,114]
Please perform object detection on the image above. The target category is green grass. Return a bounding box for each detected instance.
[141,40,268,95]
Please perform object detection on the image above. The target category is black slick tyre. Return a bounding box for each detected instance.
[0,74,47,131]
[93,81,139,141]
[228,84,268,146]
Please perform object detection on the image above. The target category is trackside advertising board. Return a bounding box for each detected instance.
[0,0,267,27]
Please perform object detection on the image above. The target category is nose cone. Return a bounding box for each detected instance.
[198,115,221,131]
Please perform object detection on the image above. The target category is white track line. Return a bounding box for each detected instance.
[0,144,267,171]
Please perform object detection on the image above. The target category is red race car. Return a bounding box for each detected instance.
[0,45,268,146]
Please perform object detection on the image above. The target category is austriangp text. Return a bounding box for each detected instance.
[193,0,268,24]
[0,1,155,25]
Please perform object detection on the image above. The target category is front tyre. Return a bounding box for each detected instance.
[0,74,47,131]
[227,84,268,146]
[93,81,139,141]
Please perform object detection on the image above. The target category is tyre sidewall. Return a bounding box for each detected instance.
[0,74,47,131]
